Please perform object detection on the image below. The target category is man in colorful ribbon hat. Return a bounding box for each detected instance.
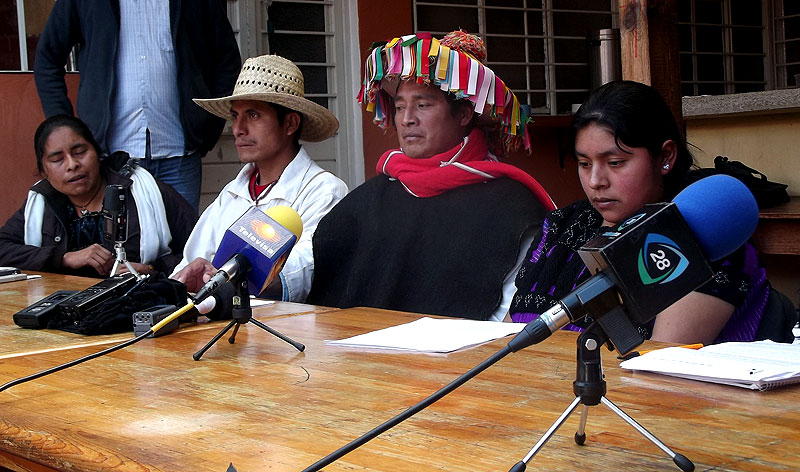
[307,31,555,321]
[172,55,348,303]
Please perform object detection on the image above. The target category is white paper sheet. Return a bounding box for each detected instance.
[620,340,800,390]
[250,297,275,307]
[326,317,527,353]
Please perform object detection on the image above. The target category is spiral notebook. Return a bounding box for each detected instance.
[620,340,800,391]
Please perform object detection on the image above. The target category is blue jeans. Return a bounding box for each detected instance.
[140,153,202,212]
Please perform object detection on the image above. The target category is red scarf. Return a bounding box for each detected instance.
[248,168,278,202]
[377,129,555,210]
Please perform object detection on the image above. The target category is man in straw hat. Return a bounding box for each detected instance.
[306,31,555,321]
[172,55,347,303]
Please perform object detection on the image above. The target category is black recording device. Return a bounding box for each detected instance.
[13,290,79,328]
[133,305,179,338]
[57,273,139,322]
[103,184,128,243]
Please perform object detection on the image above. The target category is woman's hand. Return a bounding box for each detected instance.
[62,244,114,276]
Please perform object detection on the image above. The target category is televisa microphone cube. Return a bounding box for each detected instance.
[211,206,301,296]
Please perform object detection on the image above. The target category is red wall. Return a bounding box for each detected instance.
[0,73,79,224]
[356,0,413,178]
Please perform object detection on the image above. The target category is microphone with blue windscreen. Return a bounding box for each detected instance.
[672,174,760,262]
[508,174,760,354]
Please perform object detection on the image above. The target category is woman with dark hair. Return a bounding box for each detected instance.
[0,115,197,277]
[507,81,769,344]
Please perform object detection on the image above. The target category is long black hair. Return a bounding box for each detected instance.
[571,80,694,199]
[34,115,103,173]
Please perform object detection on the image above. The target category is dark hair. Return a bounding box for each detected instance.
[571,80,694,200]
[34,115,103,173]
[444,92,479,132]
[272,103,304,149]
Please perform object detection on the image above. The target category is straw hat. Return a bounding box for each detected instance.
[194,55,339,142]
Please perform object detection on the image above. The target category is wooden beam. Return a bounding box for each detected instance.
[619,0,682,126]
[619,0,651,84]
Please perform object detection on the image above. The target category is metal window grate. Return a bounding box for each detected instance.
[678,0,770,96]
[265,0,336,109]
[413,0,618,115]
[774,1,800,88]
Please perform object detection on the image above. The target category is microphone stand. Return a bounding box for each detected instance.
[508,321,694,472]
[304,310,694,471]
[110,242,143,279]
[192,274,304,360]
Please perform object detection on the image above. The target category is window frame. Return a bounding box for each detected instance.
[412,0,620,116]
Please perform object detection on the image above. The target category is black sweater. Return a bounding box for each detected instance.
[307,176,547,320]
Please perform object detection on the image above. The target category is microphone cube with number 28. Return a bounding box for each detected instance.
[211,207,299,296]
[578,202,714,325]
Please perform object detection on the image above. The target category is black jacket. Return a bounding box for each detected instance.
[33,0,241,156]
[0,159,197,277]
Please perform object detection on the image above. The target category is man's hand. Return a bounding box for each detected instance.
[171,258,217,292]
[62,244,114,276]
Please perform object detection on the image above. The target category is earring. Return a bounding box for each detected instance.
[663,163,670,170]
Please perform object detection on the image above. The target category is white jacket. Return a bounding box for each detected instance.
[173,147,347,301]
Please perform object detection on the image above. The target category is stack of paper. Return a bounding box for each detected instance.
[620,340,800,390]
[326,317,526,353]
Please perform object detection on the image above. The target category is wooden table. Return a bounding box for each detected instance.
[0,275,798,472]
[754,196,800,255]
[0,273,334,359]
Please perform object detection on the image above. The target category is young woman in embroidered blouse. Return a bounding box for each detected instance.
[507,81,769,345]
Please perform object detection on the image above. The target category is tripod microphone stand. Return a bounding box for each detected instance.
[110,242,144,279]
[103,183,144,280]
[193,275,305,360]
[508,322,694,472]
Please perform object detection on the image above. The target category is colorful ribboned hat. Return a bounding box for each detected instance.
[194,55,339,142]
[357,30,533,152]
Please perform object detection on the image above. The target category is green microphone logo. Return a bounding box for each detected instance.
[638,234,689,285]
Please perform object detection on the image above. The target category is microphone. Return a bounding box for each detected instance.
[672,174,759,261]
[301,175,759,471]
[193,206,303,304]
[194,282,234,320]
[509,174,759,354]
[102,184,144,278]
[102,184,128,243]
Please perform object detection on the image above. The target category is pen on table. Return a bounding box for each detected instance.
[618,343,703,361]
